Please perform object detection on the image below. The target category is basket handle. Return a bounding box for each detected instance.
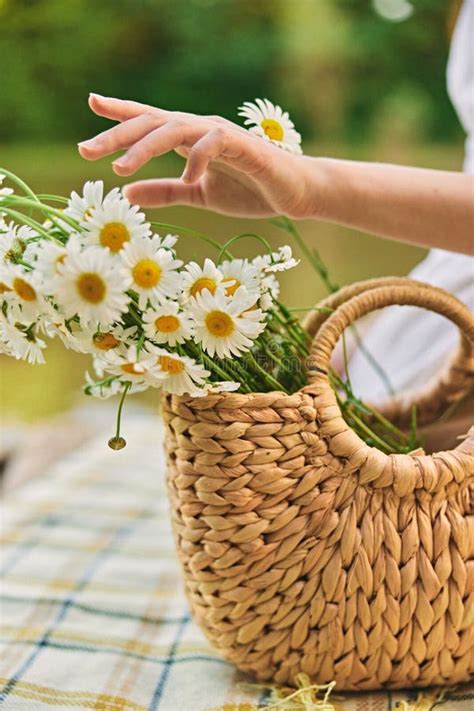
[305,279,474,426]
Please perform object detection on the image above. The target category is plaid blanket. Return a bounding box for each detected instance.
[0,414,472,711]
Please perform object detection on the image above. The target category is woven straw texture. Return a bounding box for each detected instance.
[162,278,474,691]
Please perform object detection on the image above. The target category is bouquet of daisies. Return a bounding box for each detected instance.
[0,99,421,453]
[0,169,313,447]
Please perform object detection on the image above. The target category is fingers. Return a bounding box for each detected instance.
[181,128,228,183]
[81,94,270,180]
[113,120,266,179]
[78,111,166,160]
[88,94,246,134]
[123,179,204,208]
[182,127,267,183]
[88,93,160,122]
[112,120,207,176]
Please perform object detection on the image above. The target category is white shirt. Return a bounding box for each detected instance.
[347,0,474,404]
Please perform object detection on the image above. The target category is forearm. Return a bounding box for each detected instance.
[306,157,474,254]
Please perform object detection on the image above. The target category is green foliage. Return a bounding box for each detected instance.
[0,0,281,141]
[0,0,464,144]
[333,0,462,141]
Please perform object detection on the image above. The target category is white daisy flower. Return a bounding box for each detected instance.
[45,318,84,352]
[219,258,261,300]
[0,223,35,263]
[0,228,20,264]
[34,314,60,341]
[267,246,300,272]
[83,195,151,254]
[54,319,135,358]
[0,337,12,356]
[238,99,302,155]
[259,275,280,311]
[142,301,193,346]
[55,243,131,328]
[0,317,46,364]
[64,180,121,226]
[97,344,157,384]
[180,258,223,302]
[144,344,210,396]
[205,380,241,394]
[30,239,67,290]
[0,264,48,323]
[84,372,123,399]
[84,372,149,399]
[70,324,137,356]
[188,285,266,358]
[121,236,183,309]
[154,232,179,251]
[253,245,299,274]
[0,174,13,196]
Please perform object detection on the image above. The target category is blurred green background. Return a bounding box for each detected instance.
[0,0,465,421]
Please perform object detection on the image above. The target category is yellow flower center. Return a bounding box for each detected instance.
[190,277,217,297]
[99,222,130,252]
[205,310,234,337]
[0,281,12,294]
[132,259,161,289]
[155,315,180,333]
[76,273,106,304]
[13,277,36,302]
[261,118,284,141]
[223,278,241,297]
[93,332,120,351]
[159,355,185,375]
[121,362,141,375]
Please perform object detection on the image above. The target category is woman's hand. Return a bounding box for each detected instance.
[78,94,318,219]
[78,94,474,253]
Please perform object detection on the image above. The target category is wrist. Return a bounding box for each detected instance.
[290,156,335,220]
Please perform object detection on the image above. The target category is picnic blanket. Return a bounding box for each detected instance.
[1,413,472,711]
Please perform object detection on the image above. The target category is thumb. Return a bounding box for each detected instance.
[123,178,203,208]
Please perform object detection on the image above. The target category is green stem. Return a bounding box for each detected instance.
[115,382,131,438]
[269,313,307,357]
[135,332,146,357]
[341,405,397,454]
[276,303,310,355]
[16,259,34,270]
[84,375,119,395]
[0,207,55,239]
[287,306,334,314]
[271,216,337,293]
[245,351,288,392]
[185,342,250,390]
[348,325,395,397]
[409,405,418,450]
[0,168,39,203]
[217,232,273,263]
[365,403,411,441]
[150,221,233,258]
[271,216,395,396]
[126,303,144,329]
[3,195,80,232]
[342,333,352,391]
[36,194,69,205]
[216,356,257,391]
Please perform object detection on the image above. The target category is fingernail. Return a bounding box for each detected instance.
[78,139,96,148]
[113,155,130,168]
[89,92,104,99]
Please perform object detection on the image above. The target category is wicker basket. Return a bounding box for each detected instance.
[162,277,474,690]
